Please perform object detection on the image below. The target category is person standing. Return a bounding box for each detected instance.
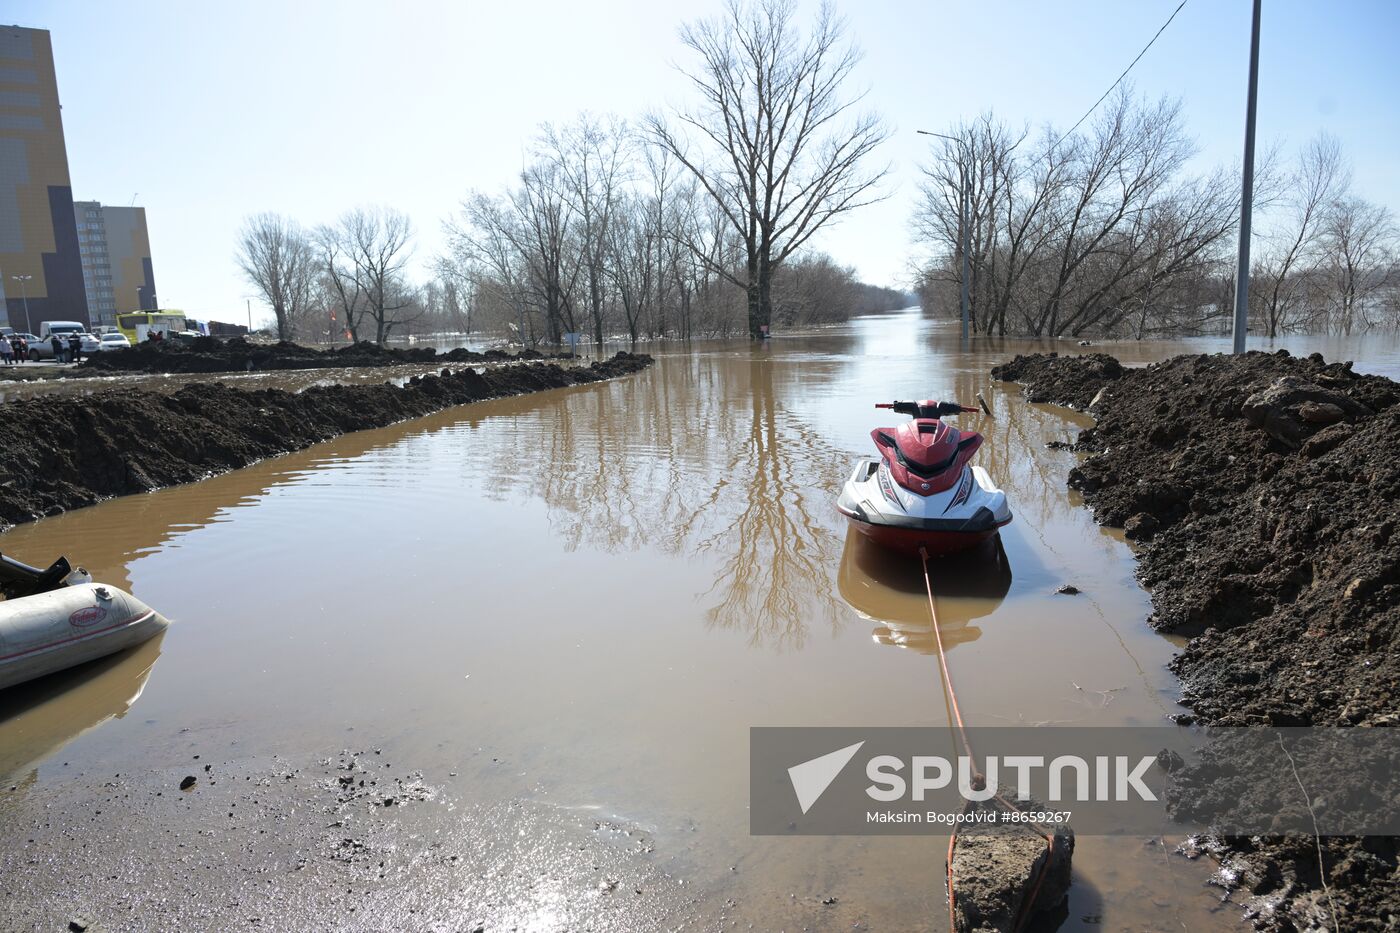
[0,335,11,365]
[13,334,26,362]
[67,332,81,364]
[50,333,64,363]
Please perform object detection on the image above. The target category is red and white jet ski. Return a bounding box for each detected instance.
[835,400,1012,556]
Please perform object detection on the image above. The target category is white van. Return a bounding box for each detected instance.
[38,321,86,339]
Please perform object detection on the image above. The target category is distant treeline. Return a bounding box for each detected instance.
[237,2,905,346]
[913,92,1399,338]
[445,116,906,345]
[235,123,907,347]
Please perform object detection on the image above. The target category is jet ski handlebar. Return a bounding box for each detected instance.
[876,401,979,418]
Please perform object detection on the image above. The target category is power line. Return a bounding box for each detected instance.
[1050,0,1190,151]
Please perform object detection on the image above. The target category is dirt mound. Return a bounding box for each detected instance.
[77,337,564,375]
[0,352,652,531]
[996,349,1399,725]
[996,349,1400,929]
[989,353,1126,409]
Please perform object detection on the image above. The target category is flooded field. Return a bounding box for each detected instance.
[5,311,1399,930]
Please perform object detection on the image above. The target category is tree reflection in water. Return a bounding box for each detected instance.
[526,350,851,649]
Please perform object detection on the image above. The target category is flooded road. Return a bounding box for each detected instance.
[9,310,1397,930]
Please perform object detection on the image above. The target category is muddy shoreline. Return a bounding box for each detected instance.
[0,352,652,532]
[0,736,706,933]
[994,349,1399,929]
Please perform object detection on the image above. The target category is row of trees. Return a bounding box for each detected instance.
[912,92,1399,338]
[446,112,902,346]
[235,207,437,344]
[237,0,905,346]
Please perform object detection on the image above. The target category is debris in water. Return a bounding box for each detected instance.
[1054,584,1080,595]
[179,776,196,791]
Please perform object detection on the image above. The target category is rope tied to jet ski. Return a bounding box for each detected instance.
[918,544,1055,933]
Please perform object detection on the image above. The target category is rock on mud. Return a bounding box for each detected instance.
[949,798,1074,932]
[1241,375,1372,449]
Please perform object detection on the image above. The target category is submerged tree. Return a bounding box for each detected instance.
[647,0,889,339]
[1251,135,1348,337]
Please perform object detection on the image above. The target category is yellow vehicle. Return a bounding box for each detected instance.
[116,311,187,344]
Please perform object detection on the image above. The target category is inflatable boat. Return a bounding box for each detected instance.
[0,553,169,691]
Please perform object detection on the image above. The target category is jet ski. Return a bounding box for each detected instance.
[835,399,1012,556]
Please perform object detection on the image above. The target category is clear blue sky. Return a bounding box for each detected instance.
[7,0,1398,323]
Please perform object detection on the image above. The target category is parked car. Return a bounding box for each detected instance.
[97,332,131,351]
[26,332,96,361]
[168,330,206,346]
[27,336,57,361]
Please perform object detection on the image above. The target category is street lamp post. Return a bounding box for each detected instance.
[917,130,971,343]
[10,274,32,332]
[1231,0,1262,354]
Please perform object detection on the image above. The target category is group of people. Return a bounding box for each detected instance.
[1,332,26,364]
[50,333,84,363]
[0,332,86,364]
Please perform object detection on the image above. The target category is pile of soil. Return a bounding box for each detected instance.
[989,353,1126,409]
[0,352,651,531]
[995,349,1400,928]
[77,337,565,375]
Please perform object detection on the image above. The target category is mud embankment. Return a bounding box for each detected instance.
[76,337,566,376]
[0,352,652,531]
[994,350,1399,928]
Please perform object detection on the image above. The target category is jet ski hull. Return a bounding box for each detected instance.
[835,459,1012,556]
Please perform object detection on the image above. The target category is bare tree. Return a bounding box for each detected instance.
[446,193,538,344]
[1321,196,1398,333]
[236,213,318,341]
[646,0,889,338]
[1252,134,1348,337]
[914,92,1242,338]
[543,115,629,351]
[316,224,368,342]
[607,193,657,345]
[336,207,417,345]
[514,161,583,344]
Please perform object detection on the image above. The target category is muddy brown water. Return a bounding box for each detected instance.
[4,311,1400,931]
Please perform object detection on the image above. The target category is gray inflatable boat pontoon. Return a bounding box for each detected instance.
[0,553,169,691]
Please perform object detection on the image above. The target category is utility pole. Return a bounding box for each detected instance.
[246,298,252,334]
[917,130,971,343]
[1231,0,1262,354]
